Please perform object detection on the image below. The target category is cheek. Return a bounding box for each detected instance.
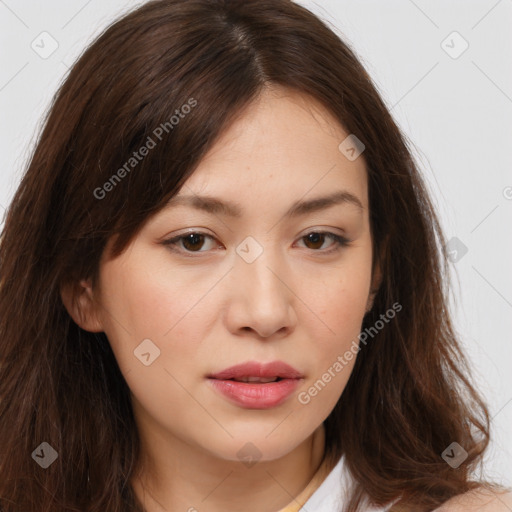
[297,250,372,395]
[304,256,372,337]
[96,259,207,431]
[97,252,213,384]
[98,250,192,336]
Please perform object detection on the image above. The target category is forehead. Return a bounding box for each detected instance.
[179,86,368,210]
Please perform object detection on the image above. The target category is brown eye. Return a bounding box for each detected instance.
[162,230,349,258]
[181,233,207,252]
[303,232,327,250]
[162,232,218,255]
[299,231,349,252]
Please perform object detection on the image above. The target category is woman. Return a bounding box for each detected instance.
[0,1,510,510]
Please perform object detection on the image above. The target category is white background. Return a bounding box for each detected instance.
[1,0,511,486]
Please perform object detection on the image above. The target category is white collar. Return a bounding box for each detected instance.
[301,454,394,512]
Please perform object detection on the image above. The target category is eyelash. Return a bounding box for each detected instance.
[161,230,351,257]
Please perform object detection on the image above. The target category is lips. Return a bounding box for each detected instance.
[207,361,303,409]
[229,376,280,383]
[207,361,303,381]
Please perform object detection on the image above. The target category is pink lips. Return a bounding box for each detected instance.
[207,361,303,409]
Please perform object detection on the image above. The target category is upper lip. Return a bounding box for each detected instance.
[208,361,303,380]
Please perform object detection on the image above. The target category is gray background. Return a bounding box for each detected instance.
[1,0,511,486]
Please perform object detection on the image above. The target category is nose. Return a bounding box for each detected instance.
[224,243,297,340]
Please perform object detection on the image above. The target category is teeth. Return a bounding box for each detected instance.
[232,376,279,383]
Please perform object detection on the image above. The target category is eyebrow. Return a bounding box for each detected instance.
[165,190,364,219]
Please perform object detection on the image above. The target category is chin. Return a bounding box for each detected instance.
[202,434,304,465]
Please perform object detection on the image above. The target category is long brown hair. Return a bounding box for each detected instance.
[0,1,503,510]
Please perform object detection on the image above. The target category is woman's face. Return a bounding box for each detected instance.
[83,86,375,464]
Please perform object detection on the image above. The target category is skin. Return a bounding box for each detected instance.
[435,490,512,512]
[62,85,381,511]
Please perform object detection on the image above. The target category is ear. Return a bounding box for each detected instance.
[365,267,382,313]
[60,278,104,333]
[365,243,385,313]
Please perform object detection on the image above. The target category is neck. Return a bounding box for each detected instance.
[131,424,327,512]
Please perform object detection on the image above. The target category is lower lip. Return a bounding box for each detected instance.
[208,378,301,409]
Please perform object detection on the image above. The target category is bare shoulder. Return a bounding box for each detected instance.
[435,488,512,511]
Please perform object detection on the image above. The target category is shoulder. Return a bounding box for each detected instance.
[434,488,512,512]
